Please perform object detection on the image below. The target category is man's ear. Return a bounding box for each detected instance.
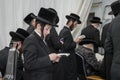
[36,23,41,30]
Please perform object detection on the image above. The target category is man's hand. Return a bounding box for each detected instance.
[49,53,61,63]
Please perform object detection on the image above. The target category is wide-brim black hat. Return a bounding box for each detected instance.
[108,1,120,15]
[24,13,36,25]
[79,38,97,45]
[90,17,102,24]
[36,7,58,27]
[9,28,30,41]
[66,13,81,24]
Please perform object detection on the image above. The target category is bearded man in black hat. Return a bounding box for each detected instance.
[0,28,29,80]
[104,1,120,80]
[23,7,61,80]
[81,16,102,53]
[59,13,82,80]
[24,13,36,34]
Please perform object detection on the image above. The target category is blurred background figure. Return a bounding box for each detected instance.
[24,13,36,34]
[81,17,102,53]
[0,28,29,80]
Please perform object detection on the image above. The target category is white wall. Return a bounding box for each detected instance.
[0,0,83,49]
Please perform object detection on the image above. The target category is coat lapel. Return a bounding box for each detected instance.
[32,31,50,53]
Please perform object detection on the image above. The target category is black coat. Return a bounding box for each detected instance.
[0,47,23,80]
[45,27,62,53]
[101,23,111,47]
[23,31,52,80]
[100,22,111,79]
[81,25,101,53]
[59,26,77,80]
[104,15,120,80]
[0,47,9,76]
[26,25,35,34]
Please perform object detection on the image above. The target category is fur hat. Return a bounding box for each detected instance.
[24,13,36,25]
[36,7,58,27]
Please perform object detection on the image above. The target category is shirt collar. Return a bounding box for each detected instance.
[34,29,41,37]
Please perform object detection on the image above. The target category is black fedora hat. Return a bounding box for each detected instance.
[90,17,102,24]
[109,1,120,15]
[24,13,36,25]
[66,13,81,24]
[79,38,97,45]
[10,28,30,41]
[36,7,58,27]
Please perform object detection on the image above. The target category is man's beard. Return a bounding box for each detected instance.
[69,23,74,31]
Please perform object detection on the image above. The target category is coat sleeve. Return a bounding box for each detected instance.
[62,31,76,50]
[23,38,52,71]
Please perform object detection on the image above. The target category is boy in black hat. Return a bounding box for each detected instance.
[24,13,36,34]
[0,28,29,80]
[104,1,120,80]
[59,13,82,80]
[81,16,102,53]
[23,7,61,80]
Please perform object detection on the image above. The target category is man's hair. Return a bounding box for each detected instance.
[35,20,46,38]
[35,20,46,28]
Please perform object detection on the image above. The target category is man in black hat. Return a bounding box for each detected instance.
[59,13,82,80]
[0,28,29,80]
[45,8,62,53]
[104,1,120,80]
[102,1,120,80]
[81,16,102,53]
[45,8,63,80]
[24,13,36,34]
[23,7,61,80]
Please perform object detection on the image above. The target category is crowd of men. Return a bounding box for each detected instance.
[0,0,120,80]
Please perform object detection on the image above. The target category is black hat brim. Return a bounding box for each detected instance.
[79,39,96,45]
[9,32,25,41]
[90,20,102,24]
[66,15,81,24]
[36,16,58,27]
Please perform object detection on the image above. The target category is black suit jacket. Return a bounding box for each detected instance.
[105,15,120,80]
[23,31,52,80]
[45,27,62,53]
[81,25,100,53]
[59,26,76,53]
